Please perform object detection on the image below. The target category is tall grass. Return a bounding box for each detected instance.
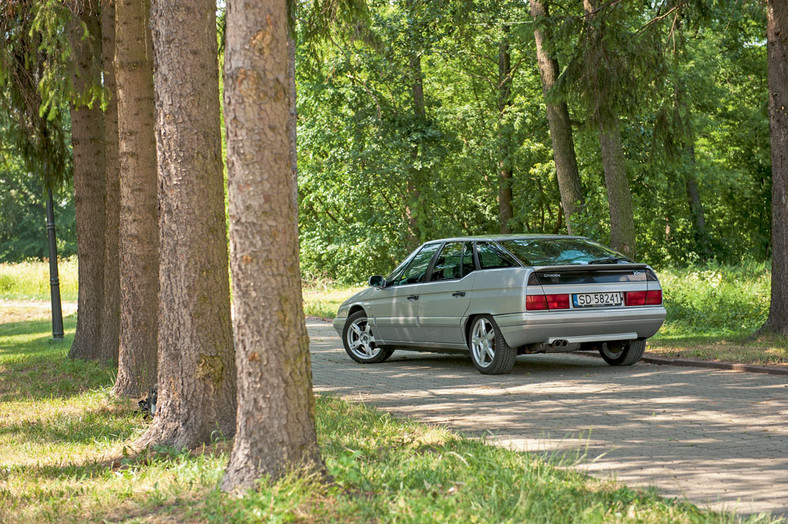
[656,262,771,337]
[0,258,78,302]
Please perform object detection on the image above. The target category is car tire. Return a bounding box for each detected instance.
[342,310,394,364]
[468,315,516,375]
[599,339,646,366]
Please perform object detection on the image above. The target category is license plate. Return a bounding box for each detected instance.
[572,292,623,308]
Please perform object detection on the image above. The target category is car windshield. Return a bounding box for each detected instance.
[498,237,631,266]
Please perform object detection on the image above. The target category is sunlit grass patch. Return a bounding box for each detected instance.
[0,258,78,302]
[302,281,362,319]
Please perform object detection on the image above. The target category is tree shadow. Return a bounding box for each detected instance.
[0,314,117,402]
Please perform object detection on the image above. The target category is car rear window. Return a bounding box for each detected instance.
[499,238,630,266]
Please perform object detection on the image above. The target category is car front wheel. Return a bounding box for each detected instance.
[599,339,646,366]
[469,315,516,375]
[342,311,394,364]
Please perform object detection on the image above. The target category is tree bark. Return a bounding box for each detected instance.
[68,5,106,361]
[599,121,636,259]
[137,0,236,449]
[221,0,323,489]
[530,0,584,234]
[111,0,159,397]
[100,0,121,365]
[497,27,514,234]
[762,0,788,335]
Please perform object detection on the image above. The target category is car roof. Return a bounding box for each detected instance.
[423,234,585,244]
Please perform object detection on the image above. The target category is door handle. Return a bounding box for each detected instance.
[452,291,466,297]
[407,295,419,301]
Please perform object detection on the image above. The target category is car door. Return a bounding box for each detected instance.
[371,243,440,344]
[417,242,477,345]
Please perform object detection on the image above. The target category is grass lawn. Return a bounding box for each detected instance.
[0,306,776,521]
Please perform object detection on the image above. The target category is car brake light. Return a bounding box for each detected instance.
[527,294,569,310]
[547,294,570,309]
[526,295,548,310]
[624,291,646,306]
[645,289,662,305]
[625,290,662,306]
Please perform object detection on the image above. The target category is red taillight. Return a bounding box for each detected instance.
[645,289,662,305]
[526,295,548,310]
[527,294,569,310]
[547,294,570,309]
[625,290,662,306]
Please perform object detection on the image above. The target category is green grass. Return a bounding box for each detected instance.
[2,309,776,522]
[0,258,78,301]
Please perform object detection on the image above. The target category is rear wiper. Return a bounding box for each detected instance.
[588,257,631,264]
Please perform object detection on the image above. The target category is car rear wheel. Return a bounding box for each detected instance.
[599,339,646,366]
[343,311,394,364]
[469,315,516,375]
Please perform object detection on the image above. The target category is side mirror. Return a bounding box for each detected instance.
[368,275,386,288]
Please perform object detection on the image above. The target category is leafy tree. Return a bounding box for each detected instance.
[221,0,324,489]
[0,0,75,263]
[137,0,236,449]
[529,0,584,234]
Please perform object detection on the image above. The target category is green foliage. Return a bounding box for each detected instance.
[658,262,771,337]
[294,1,774,282]
[0,150,76,263]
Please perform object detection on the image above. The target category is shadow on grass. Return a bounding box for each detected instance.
[0,410,143,457]
[0,315,117,402]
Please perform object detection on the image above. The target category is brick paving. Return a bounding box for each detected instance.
[307,319,788,518]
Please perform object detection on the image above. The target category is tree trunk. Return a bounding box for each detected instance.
[498,27,514,234]
[762,0,788,335]
[684,145,711,259]
[68,6,106,361]
[111,0,159,397]
[582,0,636,259]
[599,121,636,259]
[100,0,121,365]
[137,0,236,449]
[406,52,425,249]
[221,0,324,489]
[530,0,584,235]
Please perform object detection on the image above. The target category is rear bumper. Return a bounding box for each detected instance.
[494,306,666,348]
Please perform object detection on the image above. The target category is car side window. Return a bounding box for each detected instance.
[476,242,518,269]
[392,243,441,286]
[430,242,464,282]
[462,242,476,276]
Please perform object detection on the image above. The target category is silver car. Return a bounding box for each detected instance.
[333,235,666,375]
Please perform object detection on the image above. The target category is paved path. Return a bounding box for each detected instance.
[308,319,788,518]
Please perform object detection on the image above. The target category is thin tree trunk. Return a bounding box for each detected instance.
[599,121,636,259]
[69,6,106,361]
[222,0,324,489]
[530,0,584,234]
[100,0,121,365]
[684,145,711,258]
[137,0,236,449]
[762,0,788,335]
[406,52,425,249]
[498,26,514,234]
[111,0,159,397]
